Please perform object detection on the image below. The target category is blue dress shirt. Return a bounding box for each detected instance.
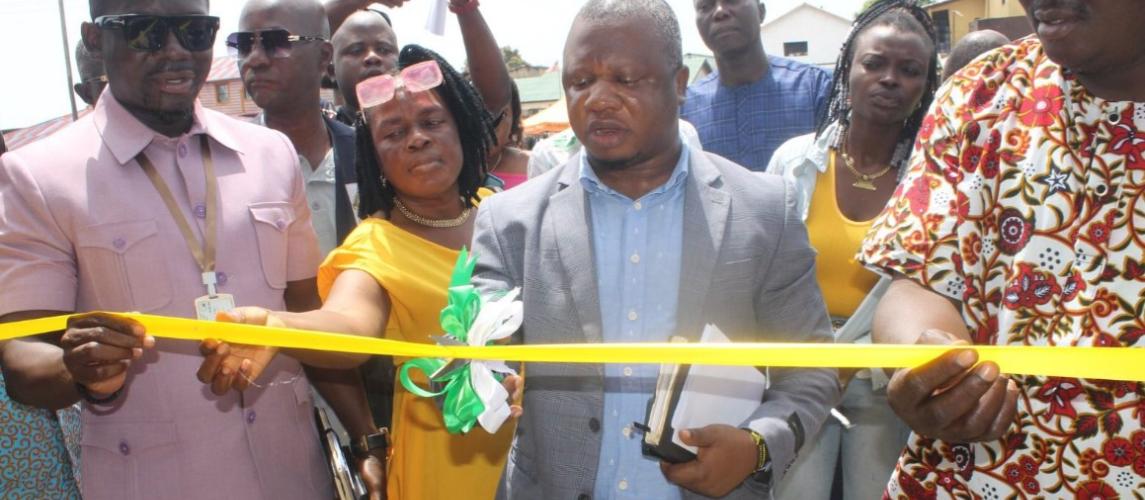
[580,141,690,499]
[682,55,832,172]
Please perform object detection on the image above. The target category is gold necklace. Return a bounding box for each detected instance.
[839,140,893,191]
[393,198,472,228]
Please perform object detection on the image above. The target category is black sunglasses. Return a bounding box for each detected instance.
[226,29,326,60]
[94,14,220,53]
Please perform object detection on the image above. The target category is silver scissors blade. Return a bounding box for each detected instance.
[430,335,469,379]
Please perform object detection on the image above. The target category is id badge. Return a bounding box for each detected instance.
[195,294,236,321]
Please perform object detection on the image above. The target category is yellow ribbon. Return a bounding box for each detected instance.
[3,313,1143,381]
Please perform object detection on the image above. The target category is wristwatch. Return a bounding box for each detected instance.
[745,429,773,484]
[75,383,121,405]
[351,428,389,461]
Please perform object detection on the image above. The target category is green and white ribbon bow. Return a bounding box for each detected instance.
[399,249,521,435]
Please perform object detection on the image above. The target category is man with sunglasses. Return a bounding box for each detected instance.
[232,1,387,498]
[235,0,350,257]
[0,1,339,498]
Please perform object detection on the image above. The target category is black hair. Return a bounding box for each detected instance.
[508,81,524,146]
[366,8,393,27]
[942,30,1009,80]
[815,0,939,170]
[578,0,682,70]
[354,44,495,219]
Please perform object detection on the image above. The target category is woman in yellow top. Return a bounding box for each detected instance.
[206,45,517,499]
[765,2,941,499]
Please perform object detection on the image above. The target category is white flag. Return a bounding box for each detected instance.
[425,0,448,36]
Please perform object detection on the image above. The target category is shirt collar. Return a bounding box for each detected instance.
[93,93,246,166]
[578,137,692,199]
[806,120,840,174]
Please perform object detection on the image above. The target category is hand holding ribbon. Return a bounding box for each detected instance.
[399,249,522,435]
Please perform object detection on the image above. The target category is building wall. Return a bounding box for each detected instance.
[201,79,256,117]
[928,0,987,53]
[198,79,341,119]
[986,0,1026,18]
[761,5,852,68]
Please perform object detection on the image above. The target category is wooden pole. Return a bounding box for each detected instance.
[58,0,79,121]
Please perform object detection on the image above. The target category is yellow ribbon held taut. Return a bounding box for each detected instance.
[2,313,1144,381]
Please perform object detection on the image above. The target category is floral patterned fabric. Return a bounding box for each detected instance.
[859,36,1145,499]
[0,375,80,500]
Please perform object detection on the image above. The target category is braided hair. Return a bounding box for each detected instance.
[815,0,940,171]
[507,81,524,147]
[354,44,496,219]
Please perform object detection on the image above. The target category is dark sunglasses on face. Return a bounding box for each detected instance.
[93,14,220,53]
[226,29,326,60]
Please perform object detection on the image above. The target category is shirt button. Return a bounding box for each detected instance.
[112,237,126,250]
[247,410,257,424]
[629,253,640,264]
[578,494,591,500]
[1109,112,1121,123]
[118,440,130,456]
[275,219,286,230]
[628,310,638,321]
[216,272,228,286]
[634,201,643,211]
[618,479,629,491]
[588,417,601,433]
[623,366,633,377]
[622,426,632,438]
[178,143,188,158]
[311,202,321,211]
[193,203,207,219]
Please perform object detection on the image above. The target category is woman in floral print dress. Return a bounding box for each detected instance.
[858,0,1145,498]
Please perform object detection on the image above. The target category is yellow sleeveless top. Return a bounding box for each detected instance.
[806,152,880,317]
[316,191,513,500]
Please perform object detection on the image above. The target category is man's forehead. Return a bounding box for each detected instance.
[565,19,663,65]
[239,0,327,34]
[240,5,303,32]
[334,11,396,45]
[100,0,209,16]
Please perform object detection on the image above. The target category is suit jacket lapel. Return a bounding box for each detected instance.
[326,116,359,244]
[676,152,730,342]
[547,155,603,343]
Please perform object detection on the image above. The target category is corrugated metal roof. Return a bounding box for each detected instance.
[208,55,241,83]
[515,71,562,104]
[2,108,92,152]
[684,54,715,82]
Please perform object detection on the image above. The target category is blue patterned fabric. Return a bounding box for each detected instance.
[681,56,832,172]
[0,374,80,499]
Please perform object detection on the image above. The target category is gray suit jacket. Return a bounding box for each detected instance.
[471,149,839,500]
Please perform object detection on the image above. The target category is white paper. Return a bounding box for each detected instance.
[425,0,448,36]
[670,325,767,453]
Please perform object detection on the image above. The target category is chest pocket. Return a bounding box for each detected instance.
[249,202,296,290]
[76,220,173,312]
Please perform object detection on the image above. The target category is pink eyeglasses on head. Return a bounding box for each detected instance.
[356,60,445,110]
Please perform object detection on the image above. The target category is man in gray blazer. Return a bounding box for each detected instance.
[471,1,839,498]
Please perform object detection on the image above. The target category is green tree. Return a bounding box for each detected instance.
[501,46,533,72]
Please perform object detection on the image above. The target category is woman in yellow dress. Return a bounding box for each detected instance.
[210,45,516,499]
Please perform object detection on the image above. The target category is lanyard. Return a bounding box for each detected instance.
[136,135,221,296]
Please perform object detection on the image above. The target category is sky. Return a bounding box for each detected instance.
[0,0,865,131]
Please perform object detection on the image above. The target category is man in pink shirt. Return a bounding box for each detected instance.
[0,1,359,498]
